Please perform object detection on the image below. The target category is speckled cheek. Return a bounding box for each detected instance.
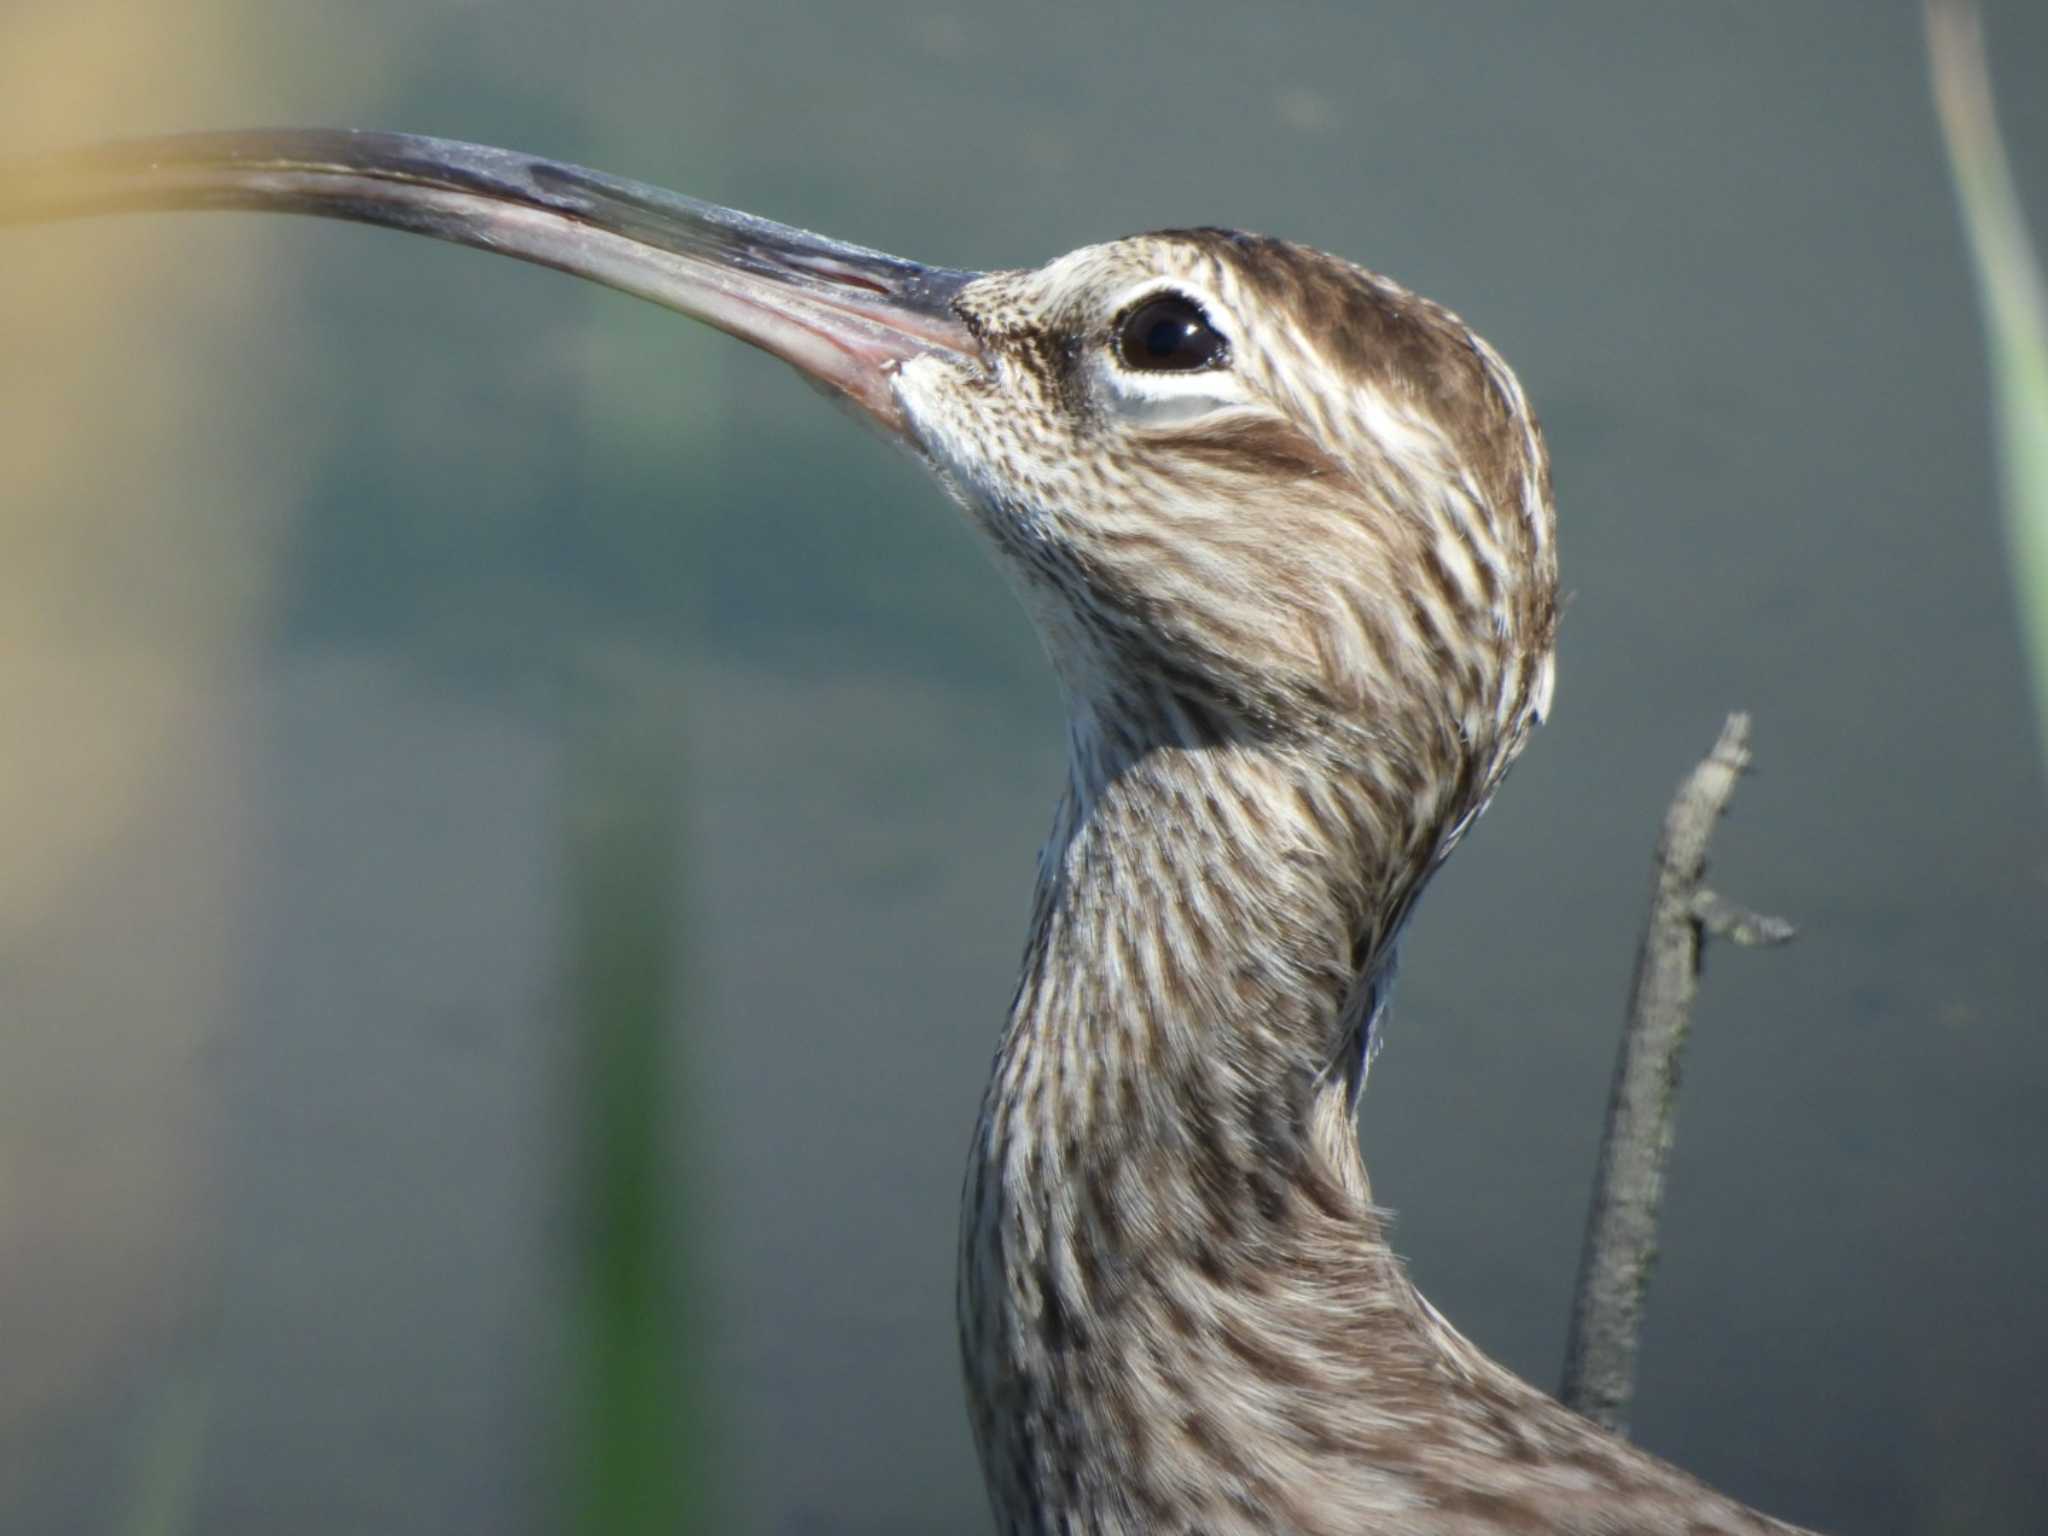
[895,355,1049,546]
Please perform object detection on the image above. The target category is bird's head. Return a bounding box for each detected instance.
[5,131,1557,839]
[898,233,1558,816]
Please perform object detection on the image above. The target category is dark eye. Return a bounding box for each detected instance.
[1114,294,1229,373]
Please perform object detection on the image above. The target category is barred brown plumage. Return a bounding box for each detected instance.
[892,225,1809,1536]
[4,130,1818,1535]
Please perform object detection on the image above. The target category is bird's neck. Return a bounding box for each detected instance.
[954,711,1814,1536]
[958,725,1456,1530]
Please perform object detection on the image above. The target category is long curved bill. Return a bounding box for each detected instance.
[0,129,983,437]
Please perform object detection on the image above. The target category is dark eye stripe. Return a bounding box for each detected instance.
[1115,294,1229,373]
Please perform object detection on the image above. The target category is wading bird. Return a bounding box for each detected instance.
[6,132,1815,1535]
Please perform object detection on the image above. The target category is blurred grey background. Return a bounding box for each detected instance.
[3,2,2044,1532]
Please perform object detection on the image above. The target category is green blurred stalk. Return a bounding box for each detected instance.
[118,1376,209,1536]
[1928,0,2048,774]
[563,709,711,1533]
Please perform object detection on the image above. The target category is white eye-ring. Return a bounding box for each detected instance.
[1096,282,1249,423]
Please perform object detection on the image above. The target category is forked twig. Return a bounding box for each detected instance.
[1560,713,1794,1435]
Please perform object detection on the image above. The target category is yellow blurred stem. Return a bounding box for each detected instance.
[1928,0,2048,773]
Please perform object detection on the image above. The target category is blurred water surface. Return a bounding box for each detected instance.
[3,3,2045,1532]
